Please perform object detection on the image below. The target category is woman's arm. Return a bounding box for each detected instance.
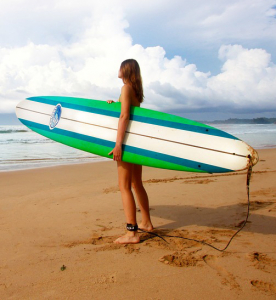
[108,85,131,161]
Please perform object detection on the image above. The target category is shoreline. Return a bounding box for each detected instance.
[0,156,109,173]
[1,148,276,299]
[1,146,275,173]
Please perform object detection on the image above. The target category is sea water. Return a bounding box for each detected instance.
[0,125,107,171]
[213,123,276,149]
[0,124,275,172]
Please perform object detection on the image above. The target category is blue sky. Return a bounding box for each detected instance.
[0,0,276,124]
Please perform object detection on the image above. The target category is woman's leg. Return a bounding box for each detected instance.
[117,161,136,224]
[114,161,140,244]
[132,164,153,231]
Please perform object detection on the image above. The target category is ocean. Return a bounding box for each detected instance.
[0,125,108,172]
[0,124,275,172]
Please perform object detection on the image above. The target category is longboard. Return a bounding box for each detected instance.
[16,96,258,173]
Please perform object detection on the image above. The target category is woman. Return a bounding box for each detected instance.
[107,59,153,244]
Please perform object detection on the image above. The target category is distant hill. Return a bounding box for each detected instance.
[208,118,276,124]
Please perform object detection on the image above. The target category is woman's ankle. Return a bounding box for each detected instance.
[138,221,153,231]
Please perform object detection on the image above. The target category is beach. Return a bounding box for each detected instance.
[1,148,276,299]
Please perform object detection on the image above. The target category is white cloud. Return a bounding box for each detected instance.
[146,45,276,112]
[210,45,276,108]
[123,0,276,56]
[0,0,276,115]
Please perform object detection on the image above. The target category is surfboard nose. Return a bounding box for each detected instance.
[15,100,25,122]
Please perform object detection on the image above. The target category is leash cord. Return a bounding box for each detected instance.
[138,156,253,252]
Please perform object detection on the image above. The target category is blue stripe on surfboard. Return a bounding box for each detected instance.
[19,118,233,173]
[28,96,120,118]
[130,114,238,140]
[27,96,238,140]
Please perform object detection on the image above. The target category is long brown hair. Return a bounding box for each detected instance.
[120,59,144,103]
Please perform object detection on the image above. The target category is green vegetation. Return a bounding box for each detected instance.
[209,118,276,124]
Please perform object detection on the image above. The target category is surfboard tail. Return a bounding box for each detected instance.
[248,146,259,167]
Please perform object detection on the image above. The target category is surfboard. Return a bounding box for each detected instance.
[15,96,258,173]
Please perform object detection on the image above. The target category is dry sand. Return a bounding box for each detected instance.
[0,148,276,299]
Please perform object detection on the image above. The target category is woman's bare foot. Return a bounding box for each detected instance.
[113,231,140,244]
[138,222,154,231]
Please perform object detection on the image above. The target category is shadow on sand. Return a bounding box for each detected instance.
[149,201,276,235]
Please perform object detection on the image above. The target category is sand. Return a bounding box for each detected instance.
[0,148,276,299]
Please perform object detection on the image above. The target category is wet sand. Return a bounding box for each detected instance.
[0,148,276,299]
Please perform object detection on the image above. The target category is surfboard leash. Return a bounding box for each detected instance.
[138,155,254,252]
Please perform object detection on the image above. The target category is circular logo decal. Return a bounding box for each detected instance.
[49,104,62,130]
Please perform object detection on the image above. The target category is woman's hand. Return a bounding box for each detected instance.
[107,100,115,104]
[108,144,122,161]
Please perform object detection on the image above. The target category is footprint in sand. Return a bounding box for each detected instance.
[251,188,275,198]
[183,179,215,184]
[241,200,274,211]
[247,252,276,273]
[251,280,276,294]
[203,255,240,290]
[103,186,120,194]
[92,273,117,284]
[159,251,201,267]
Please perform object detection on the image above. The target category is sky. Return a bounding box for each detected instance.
[0,0,276,124]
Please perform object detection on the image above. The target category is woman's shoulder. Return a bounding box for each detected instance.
[121,84,135,99]
[121,84,140,107]
[121,84,133,93]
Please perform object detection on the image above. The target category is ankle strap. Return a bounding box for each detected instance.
[126,223,138,231]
